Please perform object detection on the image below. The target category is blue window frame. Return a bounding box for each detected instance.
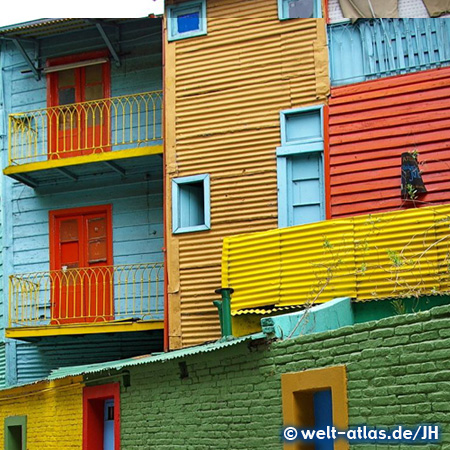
[278,0,322,19]
[277,105,325,228]
[167,0,207,41]
[172,174,211,234]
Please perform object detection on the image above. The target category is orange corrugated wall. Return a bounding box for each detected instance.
[329,66,450,218]
[165,0,329,348]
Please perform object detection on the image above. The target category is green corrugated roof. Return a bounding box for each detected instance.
[48,333,267,380]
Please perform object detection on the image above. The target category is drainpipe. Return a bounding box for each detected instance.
[162,17,169,353]
[213,288,234,338]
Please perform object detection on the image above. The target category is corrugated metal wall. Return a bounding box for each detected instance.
[329,66,450,218]
[166,0,329,347]
[223,204,450,312]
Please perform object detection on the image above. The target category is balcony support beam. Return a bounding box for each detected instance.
[11,38,40,81]
[103,161,126,176]
[56,167,78,181]
[95,23,121,67]
[9,172,38,188]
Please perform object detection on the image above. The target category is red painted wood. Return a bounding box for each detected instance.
[49,205,113,324]
[329,67,450,218]
[46,50,111,158]
[83,383,120,450]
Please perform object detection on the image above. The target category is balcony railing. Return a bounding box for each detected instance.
[8,263,163,328]
[8,90,163,165]
[222,204,450,314]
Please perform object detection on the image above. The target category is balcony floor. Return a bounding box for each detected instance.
[4,145,163,188]
[6,319,164,341]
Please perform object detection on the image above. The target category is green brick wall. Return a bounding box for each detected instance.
[120,304,450,449]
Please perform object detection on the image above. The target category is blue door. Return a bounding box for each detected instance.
[313,389,333,450]
[104,399,115,450]
[286,152,324,226]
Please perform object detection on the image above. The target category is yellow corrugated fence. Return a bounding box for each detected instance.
[223,204,450,314]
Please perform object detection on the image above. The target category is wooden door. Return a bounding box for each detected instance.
[50,206,113,324]
[47,55,110,158]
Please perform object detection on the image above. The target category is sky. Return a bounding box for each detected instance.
[0,0,164,27]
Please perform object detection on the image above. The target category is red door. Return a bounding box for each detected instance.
[50,205,113,324]
[47,53,111,158]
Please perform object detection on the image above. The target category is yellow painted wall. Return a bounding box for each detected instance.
[165,0,330,348]
[223,204,450,313]
[0,377,83,449]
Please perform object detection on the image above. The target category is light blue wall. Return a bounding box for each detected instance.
[11,179,163,274]
[1,18,163,385]
[328,19,450,86]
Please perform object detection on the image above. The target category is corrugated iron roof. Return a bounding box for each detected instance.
[0,18,156,40]
[0,19,93,39]
[48,332,267,380]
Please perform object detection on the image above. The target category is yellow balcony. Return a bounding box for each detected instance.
[222,204,450,315]
[4,91,163,187]
[7,262,164,340]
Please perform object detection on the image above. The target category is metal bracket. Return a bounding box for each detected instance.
[94,21,121,67]
[11,39,40,81]
[103,160,126,176]
[55,167,78,181]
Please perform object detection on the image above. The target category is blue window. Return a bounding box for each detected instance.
[278,0,322,19]
[277,105,325,228]
[167,1,207,41]
[172,174,211,234]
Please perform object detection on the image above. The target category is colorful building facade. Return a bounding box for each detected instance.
[0,18,165,385]
[0,0,448,448]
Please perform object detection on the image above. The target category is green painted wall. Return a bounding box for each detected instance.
[120,303,450,449]
[353,295,450,323]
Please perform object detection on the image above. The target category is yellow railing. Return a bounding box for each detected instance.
[8,263,163,327]
[222,204,450,314]
[8,90,163,165]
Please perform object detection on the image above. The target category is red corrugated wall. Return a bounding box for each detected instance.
[329,67,450,218]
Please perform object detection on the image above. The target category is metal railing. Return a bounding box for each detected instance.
[8,263,163,327]
[8,90,163,165]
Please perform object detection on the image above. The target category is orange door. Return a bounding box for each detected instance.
[50,206,113,324]
[47,56,110,158]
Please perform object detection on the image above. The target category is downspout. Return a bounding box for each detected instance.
[213,288,234,338]
[162,16,169,353]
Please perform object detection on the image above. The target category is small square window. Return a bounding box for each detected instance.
[172,174,211,234]
[5,416,27,450]
[278,0,322,19]
[167,1,207,41]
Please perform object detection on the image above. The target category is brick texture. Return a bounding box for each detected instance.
[121,304,450,449]
[0,378,83,450]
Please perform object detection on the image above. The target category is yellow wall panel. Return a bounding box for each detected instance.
[223,204,450,313]
[0,378,83,450]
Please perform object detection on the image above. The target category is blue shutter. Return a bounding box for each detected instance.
[287,153,324,226]
[179,182,205,228]
[278,106,325,228]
